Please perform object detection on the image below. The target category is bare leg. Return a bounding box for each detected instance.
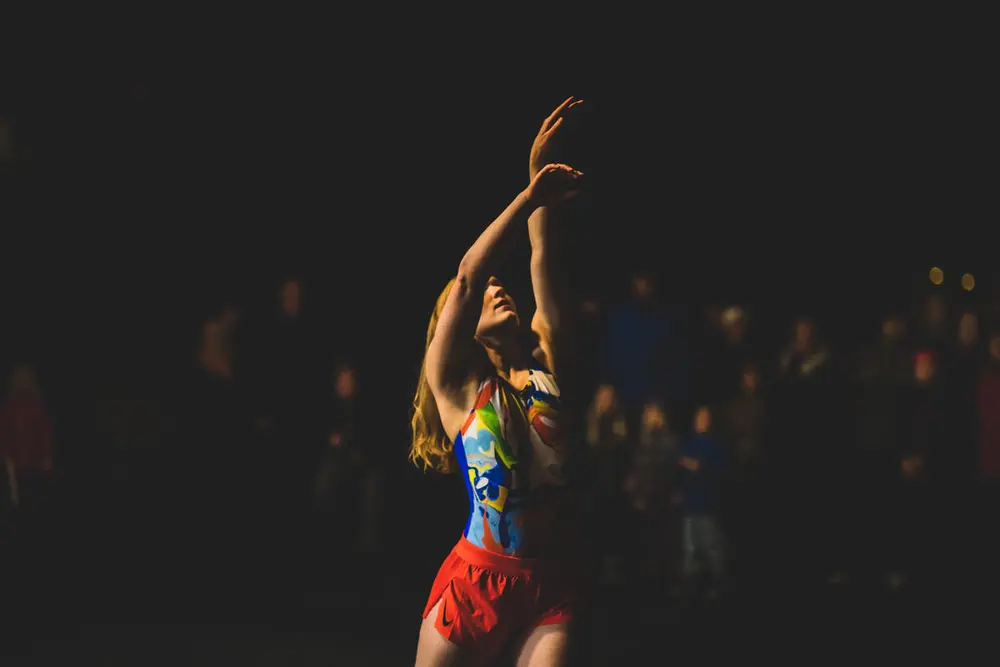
[514,623,571,667]
[415,599,485,667]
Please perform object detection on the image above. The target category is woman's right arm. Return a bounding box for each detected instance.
[424,191,537,400]
[425,165,583,402]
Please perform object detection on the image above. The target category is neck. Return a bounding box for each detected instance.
[484,338,529,382]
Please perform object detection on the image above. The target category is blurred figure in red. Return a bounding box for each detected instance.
[977,334,1000,481]
[976,333,1000,591]
[0,363,53,511]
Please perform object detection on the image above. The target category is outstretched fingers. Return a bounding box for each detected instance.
[540,96,579,134]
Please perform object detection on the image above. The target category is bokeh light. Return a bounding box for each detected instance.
[929,267,944,285]
[962,273,975,291]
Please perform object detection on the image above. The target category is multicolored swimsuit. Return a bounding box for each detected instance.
[453,365,573,558]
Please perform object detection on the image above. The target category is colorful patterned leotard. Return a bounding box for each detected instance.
[453,365,574,558]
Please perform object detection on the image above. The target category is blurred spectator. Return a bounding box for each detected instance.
[770,316,838,581]
[852,313,911,586]
[312,360,382,552]
[944,311,984,487]
[186,302,252,523]
[697,305,753,407]
[197,303,239,381]
[916,292,949,358]
[586,384,630,584]
[248,276,326,516]
[856,313,911,454]
[624,399,680,586]
[0,364,53,511]
[905,351,944,476]
[889,349,943,590]
[723,362,766,484]
[602,271,685,429]
[678,406,726,602]
[722,362,767,583]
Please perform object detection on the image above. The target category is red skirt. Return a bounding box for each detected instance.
[422,537,583,658]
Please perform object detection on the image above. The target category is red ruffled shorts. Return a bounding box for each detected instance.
[422,537,581,658]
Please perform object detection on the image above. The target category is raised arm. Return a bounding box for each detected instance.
[527,97,583,380]
[425,164,584,406]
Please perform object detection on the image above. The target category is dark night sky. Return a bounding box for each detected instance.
[2,29,994,427]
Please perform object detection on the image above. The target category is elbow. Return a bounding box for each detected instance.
[455,258,480,298]
[456,256,473,284]
[454,264,471,299]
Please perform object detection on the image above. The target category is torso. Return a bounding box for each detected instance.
[452,365,575,558]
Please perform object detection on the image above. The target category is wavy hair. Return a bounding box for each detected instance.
[409,278,491,473]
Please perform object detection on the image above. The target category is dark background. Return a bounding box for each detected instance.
[1,23,996,660]
[3,35,992,402]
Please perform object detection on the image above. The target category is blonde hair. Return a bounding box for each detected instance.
[409,279,460,473]
[409,277,498,473]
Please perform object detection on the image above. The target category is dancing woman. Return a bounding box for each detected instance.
[412,98,585,667]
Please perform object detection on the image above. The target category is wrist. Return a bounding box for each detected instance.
[520,187,541,210]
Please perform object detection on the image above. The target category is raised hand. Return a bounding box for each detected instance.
[529,96,584,181]
[525,163,583,208]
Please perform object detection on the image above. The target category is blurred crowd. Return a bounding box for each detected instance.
[579,271,1000,605]
[0,275,381,614]
[2,268,999,619]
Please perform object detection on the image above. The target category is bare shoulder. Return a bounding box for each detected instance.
[434,375,485,441]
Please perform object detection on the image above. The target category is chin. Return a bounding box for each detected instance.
[501,311,520,328]
[481,314,519,339]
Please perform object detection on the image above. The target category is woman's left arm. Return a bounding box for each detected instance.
[527,97,583,380]
[529,206,571,378]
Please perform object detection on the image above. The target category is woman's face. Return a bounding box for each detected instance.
[476,277,519,340]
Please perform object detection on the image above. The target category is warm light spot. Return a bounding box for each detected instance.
[929,267,944,285]
[962,273,975,291]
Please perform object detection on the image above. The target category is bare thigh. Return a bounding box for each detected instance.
[514,623,571,667]
[414,599,488,667]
